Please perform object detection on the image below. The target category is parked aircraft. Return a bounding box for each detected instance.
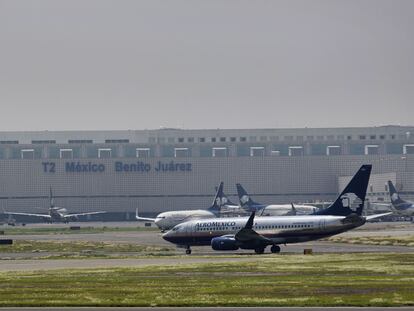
[235,183,317,216]
[387,180,414,216]
[2,187,106,223]
[136,182,238,231]
[163,165,391,254]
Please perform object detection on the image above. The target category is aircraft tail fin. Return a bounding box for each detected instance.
[208,182,225,211]
[49,186,54,209]
[236,183,262,209]
[388,180,406,206]
[315,164,372,216]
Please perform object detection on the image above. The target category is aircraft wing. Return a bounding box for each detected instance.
[364,212,393,220]
[2,211,51,219]
[135,208,156,222]
[64,211,106,218]
[235,212,273,245]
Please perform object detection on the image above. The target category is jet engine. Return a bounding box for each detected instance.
[211,236,239,251]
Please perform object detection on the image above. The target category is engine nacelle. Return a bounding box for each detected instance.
[211,236,239,251]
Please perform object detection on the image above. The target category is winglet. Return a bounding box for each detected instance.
[135,208,156,222]
[244,211,255,230]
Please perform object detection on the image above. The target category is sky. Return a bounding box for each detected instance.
[0,0,413,131]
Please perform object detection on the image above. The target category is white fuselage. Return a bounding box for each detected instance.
[154,209,216,231]
[162,214,365,246]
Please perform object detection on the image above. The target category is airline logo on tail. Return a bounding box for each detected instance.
[240,195,250,205]
[391,193,400,203]
[215,197,229,206]
[340,193,363,212]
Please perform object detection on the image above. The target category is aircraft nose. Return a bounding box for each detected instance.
[162,231,174,243]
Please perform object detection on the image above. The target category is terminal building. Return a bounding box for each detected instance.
[0,125,413,221]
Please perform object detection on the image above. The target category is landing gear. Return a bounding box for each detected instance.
[271,245,281,253]
[254,247,265,254]
[185,246,192,255]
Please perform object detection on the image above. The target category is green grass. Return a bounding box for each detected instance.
[0,240,174,259]
[328,235,414,247]
[0,253,413,306]
[0,225,157,235]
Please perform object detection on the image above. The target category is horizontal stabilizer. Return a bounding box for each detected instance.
[365,212,393,220]
[135,208,156,222]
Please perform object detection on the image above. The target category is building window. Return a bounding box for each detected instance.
[379,135,386,140]
[260,136,267,142]
[271,150,280,156]
[187,137,194,143]
[365,145,379,155]
[337,135,344,140]
[316,136,324,141]
[0,140,18,144]
[199,137,205,143]
[284,136,293,141]
[306,136,314,141]
[211,137,217,142]
[327,135,334,140]
[136,148,150,158]
[167,137,175,143]
[230,137,236,142]
[105,139,129,144]
[60,149,73,159]
[403,144,414,154]
[347,135,352,140]
[178,138,185,143]
[289,146,304,156]
[32,140,56,144]
[148,137,156,143]
[212,147,227,157]
[326,146,341,156]
[296,136,303,142]
[390,135,396,140]
[359,135,366,140]
[21,149,34,159]
[249,136,257,142]
[369,135,376,140]
[157,137,166,143]
[250,147,265,157]
[240,137,247,142]
[220,137,226,142]
[68,140,93,144]
[98,148,112,158]
[270,136,279,141]
[174,147,189,158]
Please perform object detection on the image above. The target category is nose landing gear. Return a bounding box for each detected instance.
[185,246,192,255]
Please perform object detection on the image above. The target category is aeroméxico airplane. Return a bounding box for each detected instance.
[387,180,414,216]
[3,187,106,223]
[236,183,317,216]
[163,165,391,254]
[136,182,239,231]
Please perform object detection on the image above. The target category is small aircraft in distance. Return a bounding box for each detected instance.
[3,187,106,223]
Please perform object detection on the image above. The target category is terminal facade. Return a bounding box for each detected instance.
[0,125,413,220]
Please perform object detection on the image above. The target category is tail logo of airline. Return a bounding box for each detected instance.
[240,195,250,205]
[340,193,362,211]
[391,193,400,202]
[215,197,228,206]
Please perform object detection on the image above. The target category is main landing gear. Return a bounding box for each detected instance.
[254,247,265,254]
[270,245,281,253]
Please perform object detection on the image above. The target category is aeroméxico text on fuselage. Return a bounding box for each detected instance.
[163,165,391,254]
[236,183,317,216]
[3,187,106,223]
[387,180,414,216]
[135,182,239,231]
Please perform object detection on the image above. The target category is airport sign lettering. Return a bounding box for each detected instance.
[42,161,192,173]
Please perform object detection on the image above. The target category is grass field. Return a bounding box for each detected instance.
[0,240,174,259]
[0,253,413,307]
[0,225,157,235]
[328,235,414,247]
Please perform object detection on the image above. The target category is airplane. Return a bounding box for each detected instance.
[136,182,239,231]
[2,187,106,223]
[163,165,391,254]
[235,183,317,216]
[387,180,414,216]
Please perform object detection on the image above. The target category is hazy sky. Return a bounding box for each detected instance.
[0,0,413,131]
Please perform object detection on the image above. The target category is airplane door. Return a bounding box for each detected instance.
[318,219,326,230]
